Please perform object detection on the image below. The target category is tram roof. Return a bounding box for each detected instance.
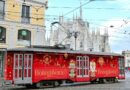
[7,47,123,57]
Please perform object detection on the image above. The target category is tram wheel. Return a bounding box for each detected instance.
[35,82,43,89]
[52,81,60,87]
[25,84,37,89]
[98,78,105,84]
[112,78,118,83]
[90,79,97,84]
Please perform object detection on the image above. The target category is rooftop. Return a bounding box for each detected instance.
[21,0,48,6]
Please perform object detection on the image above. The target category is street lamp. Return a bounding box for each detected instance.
[72,31,80,50]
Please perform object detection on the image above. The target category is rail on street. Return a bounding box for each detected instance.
[0,72,130,90]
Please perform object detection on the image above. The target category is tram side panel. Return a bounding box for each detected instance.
[4,51,125,85]
[4,51,71,85]
[96,56,118,78]
[32,52,70,83]
[5,52,34,85]
[4,52,14,84]
[32,53,90,83]
[89,55,125,81]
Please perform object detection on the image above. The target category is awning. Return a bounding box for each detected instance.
[0,48,7,51]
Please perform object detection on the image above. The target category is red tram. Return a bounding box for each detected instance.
[4,46,125,88]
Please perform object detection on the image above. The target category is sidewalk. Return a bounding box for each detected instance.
[0,77,4,87]
[125,71,130,78]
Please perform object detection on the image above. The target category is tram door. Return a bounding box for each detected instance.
[14,54,33,84]
[76,56,89,77]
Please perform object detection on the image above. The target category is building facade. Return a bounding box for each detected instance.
[49,16,111,52]
[0,0,48,76]
[122,50,130,69]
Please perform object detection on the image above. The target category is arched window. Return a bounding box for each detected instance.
[0,26,6,43]
[18,29,31,41]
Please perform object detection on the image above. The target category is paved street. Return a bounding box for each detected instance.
[0,72,129,90]
[0,77,129,90]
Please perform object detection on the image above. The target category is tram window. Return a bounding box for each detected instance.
[119,58,124,69]
[77,60,80,67]
[83,56,86,60]
[86,57,89,68]
[80,57,82,60]
[120,69,124,75]
[76,56,80,60]
[119,58,125,75]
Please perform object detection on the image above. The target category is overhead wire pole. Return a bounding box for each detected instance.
[51,21,68,34]
[50,21,73,47]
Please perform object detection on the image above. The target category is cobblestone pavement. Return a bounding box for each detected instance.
[0,77,130,90]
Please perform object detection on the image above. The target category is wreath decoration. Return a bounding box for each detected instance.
[98,57,104,66]
[64,53,68,59]
[40,55,51,65]
[7,55,12,66]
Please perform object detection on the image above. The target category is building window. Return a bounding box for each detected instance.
[21,5,30,23]
[0,26,6,43]
[102,48,105,52]
[0,0,5,19]
[80,42,83,48]
[89,48,93,52]
[18,29,31,41]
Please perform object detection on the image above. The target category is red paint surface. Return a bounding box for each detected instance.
[4,52,14,81]
[4,51,125,84]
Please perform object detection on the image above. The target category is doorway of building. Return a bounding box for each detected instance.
[0,51,4,77]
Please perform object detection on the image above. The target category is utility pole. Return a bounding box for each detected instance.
[73,31,80,50]
[79,0,83,19]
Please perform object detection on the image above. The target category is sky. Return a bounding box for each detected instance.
[38,0,130,53]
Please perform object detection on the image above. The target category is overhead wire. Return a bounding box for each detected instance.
[0,6,129,22]
[85,21,130,37]
[63,0,92,17]
[47,19,130,42]
[1,0,130,40]
[3,0,130,44]
[48,6,130,11]
[88,21,130,35]
[1,12,130,38]
[62,0,117,17]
